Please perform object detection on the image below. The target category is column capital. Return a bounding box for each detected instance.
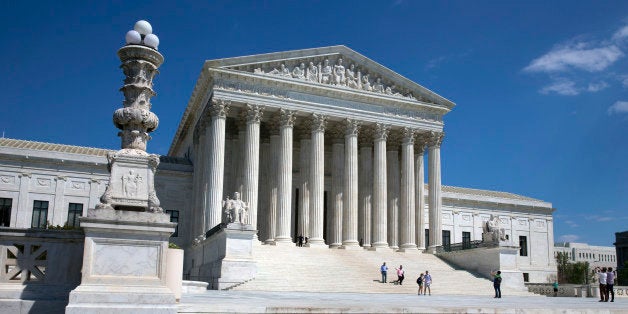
[328,123,345,144]
[414,132,430,155]
[344,119,360,137]
[245,103,264,124]
[401,127,415,145]
[310,114,327,133]
[279,109,296,128]
[373,123,390,141]
[427,131,445,148]
[209,99,230,118]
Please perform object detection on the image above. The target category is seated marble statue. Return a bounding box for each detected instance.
[223,192,249,224]
[485,214,507,242]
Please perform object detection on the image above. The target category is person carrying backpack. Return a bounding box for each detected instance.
[491,270,502,298]
[417,273,424,295]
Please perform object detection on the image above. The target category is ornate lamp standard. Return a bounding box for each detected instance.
[67,21,177,314]
[96,20,164,212]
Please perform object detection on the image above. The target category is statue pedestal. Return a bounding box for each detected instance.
[185,223,257,290]
[66,209,177,313]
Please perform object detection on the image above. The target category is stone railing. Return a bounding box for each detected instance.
[527,283,628,298]
[434,240,498,253]
[0,227,84,309]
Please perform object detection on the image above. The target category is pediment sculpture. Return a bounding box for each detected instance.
[249,56,418,101]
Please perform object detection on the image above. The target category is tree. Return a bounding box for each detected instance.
[556,252,589,284]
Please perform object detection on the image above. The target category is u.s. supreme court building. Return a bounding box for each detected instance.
[0,46,556,284]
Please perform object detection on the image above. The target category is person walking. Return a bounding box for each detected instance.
[597,267,607,302]
[417,273,424,295]
[552,280,558,297]
[395,265,405,285]
[424,270,432,295]
[606,267,615,302]
[491,270,502,298]
[380,262,388,283]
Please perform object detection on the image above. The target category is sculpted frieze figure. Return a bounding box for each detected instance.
[292,62,305,80]
[362,74,372,91]
[373,77,384,93]
[346,64,358,89]
[306,62,319,82]
[321,59,332,84]
[333,58,346,86]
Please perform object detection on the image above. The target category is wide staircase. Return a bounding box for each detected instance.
[231,244,535,296]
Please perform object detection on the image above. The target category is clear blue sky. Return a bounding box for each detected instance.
[1,1,626,246]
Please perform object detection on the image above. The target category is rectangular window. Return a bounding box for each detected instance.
[31,200,49,228]
[462,231,471,249]
[523,273,529,282]
[67,203,83,227]
[442,230,451,251]
[166,210,180,237]
[0,198,12,227]
[519,236,528,256]
[425,229,429,248]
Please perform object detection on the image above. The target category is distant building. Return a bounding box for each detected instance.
[554,242,617,269]
[615,231,628,285]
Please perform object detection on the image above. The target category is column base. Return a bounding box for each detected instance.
[273,239,295,246]
[368,246,393,252]
[305,239,327,248]
[328,243,342,249]
[340,243,362,250]
[427,246,439,254]
[398,244,418,252]
[264,239,277,245]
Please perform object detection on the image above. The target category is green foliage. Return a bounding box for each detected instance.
[168,242,182,249]
[45,221,81,230]
[556,252,589,284]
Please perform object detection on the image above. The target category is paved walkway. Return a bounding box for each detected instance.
[179,290,627,313]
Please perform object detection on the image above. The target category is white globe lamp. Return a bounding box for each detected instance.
[144,34,160,49]
[125,30,142,44]
[134,20,152,35]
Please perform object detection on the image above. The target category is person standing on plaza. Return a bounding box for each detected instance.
[552,280,558,297]
[424,270,432,295]
[606,267,615,302]
[597,267,607,302]
[417,273,424,295]
[380,262,388,283]
[395,265,405,285]
[491,270,502,298]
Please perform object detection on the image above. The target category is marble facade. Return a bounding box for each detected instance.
[0,46,556,284]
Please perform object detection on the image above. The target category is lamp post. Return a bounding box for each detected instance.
[96,20,164,212]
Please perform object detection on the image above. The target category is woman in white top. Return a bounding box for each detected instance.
[597,267,607,302]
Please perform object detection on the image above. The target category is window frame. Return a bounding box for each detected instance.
[31,200,49,229]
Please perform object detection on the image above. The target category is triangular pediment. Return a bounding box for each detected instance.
[204,46,454,108]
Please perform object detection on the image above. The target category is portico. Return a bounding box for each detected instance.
[172,46,454,250]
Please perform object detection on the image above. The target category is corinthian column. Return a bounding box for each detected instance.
[414,134,428,250]
[275,109,295,244]
[428,131,444,252]
[205,99,230,231]
[387,134,400,250]
[241,104,263,232]
[329,126,344,248]
[358,129,373,248]
[370,124,389,249]
[297,122,311,239]
[258,126,270,241]
[265,118,280,244]
[308,114,327,247]
[399,128,417,251]
[342,119,360,248]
